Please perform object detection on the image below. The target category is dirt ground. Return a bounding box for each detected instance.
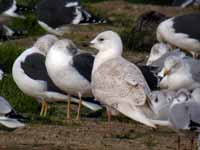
[0,1,199,150]
[0,119,197,150]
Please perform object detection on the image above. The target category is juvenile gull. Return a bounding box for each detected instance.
[45,39,101,121]
[159,55,200,90]
[36,0,106,35]
[0,96,25,128]
[12,35,101,117]
[89,30,164,128]
[157,13,200,58]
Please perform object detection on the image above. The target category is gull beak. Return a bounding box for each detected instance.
[158,68,170,77]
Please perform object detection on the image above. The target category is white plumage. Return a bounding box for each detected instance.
[89,30,163,128]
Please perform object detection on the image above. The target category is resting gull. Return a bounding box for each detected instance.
[167,88,200,150]
[45,39,101,121]
[36,0,106,35]
[0,96,25,128]
[0,0,35,18]
[159,55,200,90]
[147,43,172,65]
[12,35,101,117]
[157,13,200,58]
[89,30,169,128]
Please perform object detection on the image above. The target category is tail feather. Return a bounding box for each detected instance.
[117,103,156,128]
[0,117,25,128]
[79,9,107,24]
[15,4,36,15]
[70,97,102,111]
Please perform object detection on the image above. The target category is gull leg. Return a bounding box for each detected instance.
[177,136,181,150]
[40,100,45,116]
[76,92,82,121]
[106,107,112,123]
[66,95,71,122]
[43,101,48,117]
[190,136,194,150]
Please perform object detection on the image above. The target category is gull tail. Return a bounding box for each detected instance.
[71,96,102,111]
[0,110,25,128]
[79,9,107,24]
[1,25,27,41]
[117,103,156,128]
[15,4,36,15]
[0,117,25,128]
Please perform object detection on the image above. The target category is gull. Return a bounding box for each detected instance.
[157,13,200,58]
[89,30,167,128]
[146,43,185,67]
[36,0,106,35]
[0,0,35,18]
[167,88,200,150]
[159,55,200,90]
[12,35,101,117]
[146,43,172,65]
[45,39,101,121]
[0,96,25,128]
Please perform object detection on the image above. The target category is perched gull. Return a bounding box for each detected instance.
[12,35,101,117]
[159,55,200,90]
[0,0,35,18]
[45,39,101,120]
[36,0,107,35]
[89,30,165,128]
[157,13,200,58]
[0,96,25,128]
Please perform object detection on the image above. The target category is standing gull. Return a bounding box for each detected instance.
[0,96,25,128]
[45,39,100,120]
[12,35,101,117]
[159,55,200,90]
[89,30,163,128]
[157,13,200,58]
[36,0,106,35]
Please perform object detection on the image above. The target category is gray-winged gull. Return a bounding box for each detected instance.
[159,55,200,90]
[12,35,101,117]
[89,30,166,128]
[0,96,25,128]
[36,0,107,35]
[146,43,172,65]
[45,39,101,121]
[167,88,200,150]
[157,13,200,58]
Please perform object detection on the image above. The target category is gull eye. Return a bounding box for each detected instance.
[99,38,104,42]
[155,97,158,103]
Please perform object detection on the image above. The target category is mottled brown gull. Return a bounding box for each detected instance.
[90,30,160,128]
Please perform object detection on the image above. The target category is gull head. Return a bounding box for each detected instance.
[34,34,58,55]
[159,56,183,77]
[146,43,171,65]
[50,39,78,56]
[89,30,123,54]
